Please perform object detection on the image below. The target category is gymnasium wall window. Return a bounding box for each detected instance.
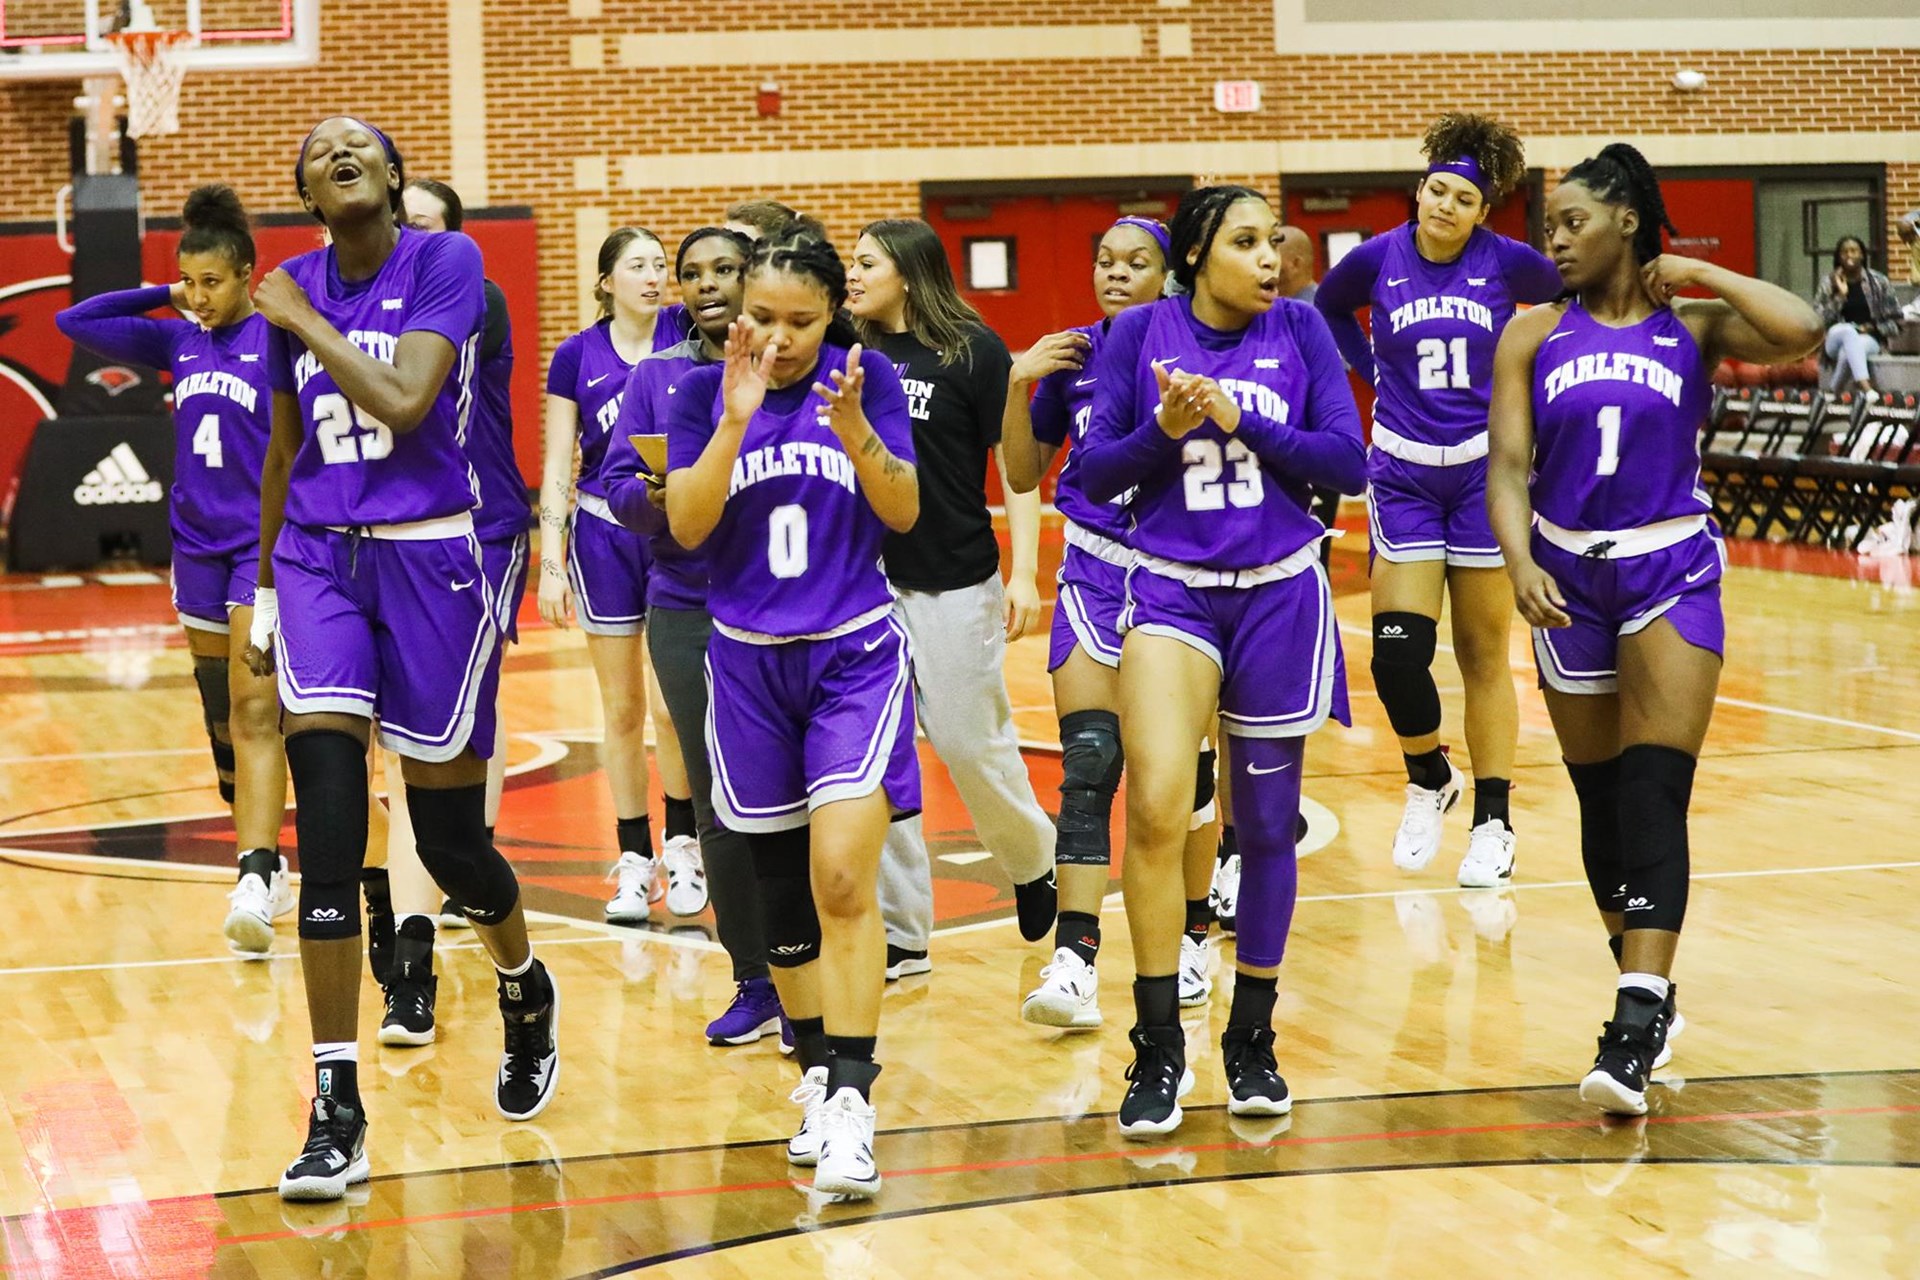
[964,237,1016,292]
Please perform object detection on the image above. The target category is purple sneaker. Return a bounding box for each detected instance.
[705,977,782,1046]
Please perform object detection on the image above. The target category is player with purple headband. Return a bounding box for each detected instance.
[1001,216,1226,1031]
[539,227,709,926]
[1487,143,1819,1116]
[666,226,919,1200]
[602,225,787,1049]
[247,116,559,1202]
[55,183,292,956]
[1077,185,1366,1137]
[1316,114,1562,891]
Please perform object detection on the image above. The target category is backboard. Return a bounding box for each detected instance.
[0,0,317,79]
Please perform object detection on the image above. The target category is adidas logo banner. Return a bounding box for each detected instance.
[73,443,164,506]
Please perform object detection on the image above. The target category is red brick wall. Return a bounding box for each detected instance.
[3,0,1915,366]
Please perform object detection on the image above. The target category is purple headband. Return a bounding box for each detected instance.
[293,117,402,198]
[1110,216,1172,262]
[1427,155,1488,195]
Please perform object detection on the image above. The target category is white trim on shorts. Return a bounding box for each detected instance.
[489,532,529,636]
[1221,559,1340,739]
[1366,481,1448,564]
[703,617,914,833]
[1370,423,1489,467]
[1058,579,1122,669]
[179,611,232,635]
[566,508,646,636]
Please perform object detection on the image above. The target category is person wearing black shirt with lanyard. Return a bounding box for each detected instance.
[848,219,1059,976]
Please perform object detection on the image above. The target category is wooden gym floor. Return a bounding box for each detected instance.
[0,520,1916,1278]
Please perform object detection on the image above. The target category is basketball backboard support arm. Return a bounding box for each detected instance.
[0,0,318,79]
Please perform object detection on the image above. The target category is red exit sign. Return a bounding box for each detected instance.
[1213,80,1262,113]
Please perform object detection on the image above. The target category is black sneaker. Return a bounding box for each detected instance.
[1651,984,1685,1070]
[278,1096,370,1202]
[440,896,471,929]
[378,959,437,1047]
[1119,1025,1193,1138]
[1221,1025,1292,1117]
[1579,1017,1660,1116]
[364,898,395,988]
[497,963,560,1121]
[884,945,931,982]
[1014,871,1058,943]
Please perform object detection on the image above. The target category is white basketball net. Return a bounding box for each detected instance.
[105,29,197,139]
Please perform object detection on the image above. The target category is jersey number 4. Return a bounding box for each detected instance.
[1182,438,1263,511]
[1416,337,1470,390]
[313,392,395,465]
[192,414,223,469]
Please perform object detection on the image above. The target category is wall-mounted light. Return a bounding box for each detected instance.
[1671,69,1706,93]
[757,80,782,117]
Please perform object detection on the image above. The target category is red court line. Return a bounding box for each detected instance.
[220,1099,1920,1246]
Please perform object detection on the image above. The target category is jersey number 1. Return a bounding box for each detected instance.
[1594,405,1622,476]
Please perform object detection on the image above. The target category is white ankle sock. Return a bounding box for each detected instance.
[1618,972,1670,1002]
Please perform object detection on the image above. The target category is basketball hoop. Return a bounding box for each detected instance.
[104,28,196,139]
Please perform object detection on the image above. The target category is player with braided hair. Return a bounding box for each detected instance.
[666,223,920,1198]
[1488,143,1820,1115]
[1316,113,1562,891]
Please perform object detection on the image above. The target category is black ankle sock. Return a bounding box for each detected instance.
[315,1059,360,1109]
[791,1016,829,1072]
[825,1040,881,1100]
[397,913,435,944]
[239,848,278,881]
[663,797,696,841]
[359,866,390,910]
[1184,899,1212,946]
[1405,747,1450,791]
[1218,824,1239,865]
[1228,973,1279,1029]
[1607,934,1624,968]
[1472,778,1511,828]
[616,815,653,857]
[1133,974,1179,1029]
[1057,911,1100,966]
[1612,985,1664,1030]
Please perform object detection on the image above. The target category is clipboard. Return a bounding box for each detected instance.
[628,434,669,486]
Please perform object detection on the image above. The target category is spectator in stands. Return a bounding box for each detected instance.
[1816,235,1903,393]
[1277,226,1317,303]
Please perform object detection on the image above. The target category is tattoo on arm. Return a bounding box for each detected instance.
[857,432,886,460]
[882,454,909,480]
[539,503,566,527]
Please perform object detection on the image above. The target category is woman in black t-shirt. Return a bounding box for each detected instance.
[846,219,1059,973]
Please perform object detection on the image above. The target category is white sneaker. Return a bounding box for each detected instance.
[660,836,708,917]
[1456,820,1517,888]
[224,857,292,957]
[786,1066,828,1167]
[1021,948,1102,1029]
[1653,1008,1687,1071]
[1392,758,1463,872]
[604,851,655,923]
[1209,852,1241,928]
[812,1087,882,1199]
[1178,934,1213,1008]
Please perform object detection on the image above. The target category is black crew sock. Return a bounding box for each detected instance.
[396,912,436,947]
[1133,974,1179,1029]
[1612,984,1664,1031]
[616,815,653,858]
[790,1016,829,1073]
[1405,747,1450,791]
[1184,899,1212,947]
[315,1059,360,1110]
[1608,934,1624,968]
[1056,911,1100,966]
[1218,824,1239,865]
[663,796,697,841]
[239,847,279,882]
[1472,778,1512,829]
[825,1037,881,1100]
[360,866,391,912]
[1228,973,1279,1029]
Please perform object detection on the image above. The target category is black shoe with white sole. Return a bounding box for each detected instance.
[497,962,560,1121]
[883,945,930,982]
[1579,1017,1661,1116]
[1221,1025,1292,1117]
[1119,1025,1193,1138]
[278,1096,370,1202]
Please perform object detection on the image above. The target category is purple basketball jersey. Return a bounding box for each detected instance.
[1079,297,1364,570]
[665,344,917,637]
[468,280,529,543]
[1364,224,1554,449]
[56,286,272,558]
[547,319,675,499]
[1031,320,1129,544]
[1531,301,1713,531]
[268,228,485,528]
[611,338,709,610]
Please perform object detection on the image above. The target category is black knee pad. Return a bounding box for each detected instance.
[1618,745,1695,933]
[194,657,237,801]
[285,729,369,940]
[747,828,820,968]
[1193,745,1217,818]
[1057,709,1123,867]
[1369,612,1442,738]
[406,783,521,925]
[1566,757,1625,914]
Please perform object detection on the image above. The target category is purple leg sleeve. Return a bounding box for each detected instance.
[1227,735,1305,969]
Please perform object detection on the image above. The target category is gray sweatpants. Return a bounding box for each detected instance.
[878,576,1057,950]
[648,604,767,982]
